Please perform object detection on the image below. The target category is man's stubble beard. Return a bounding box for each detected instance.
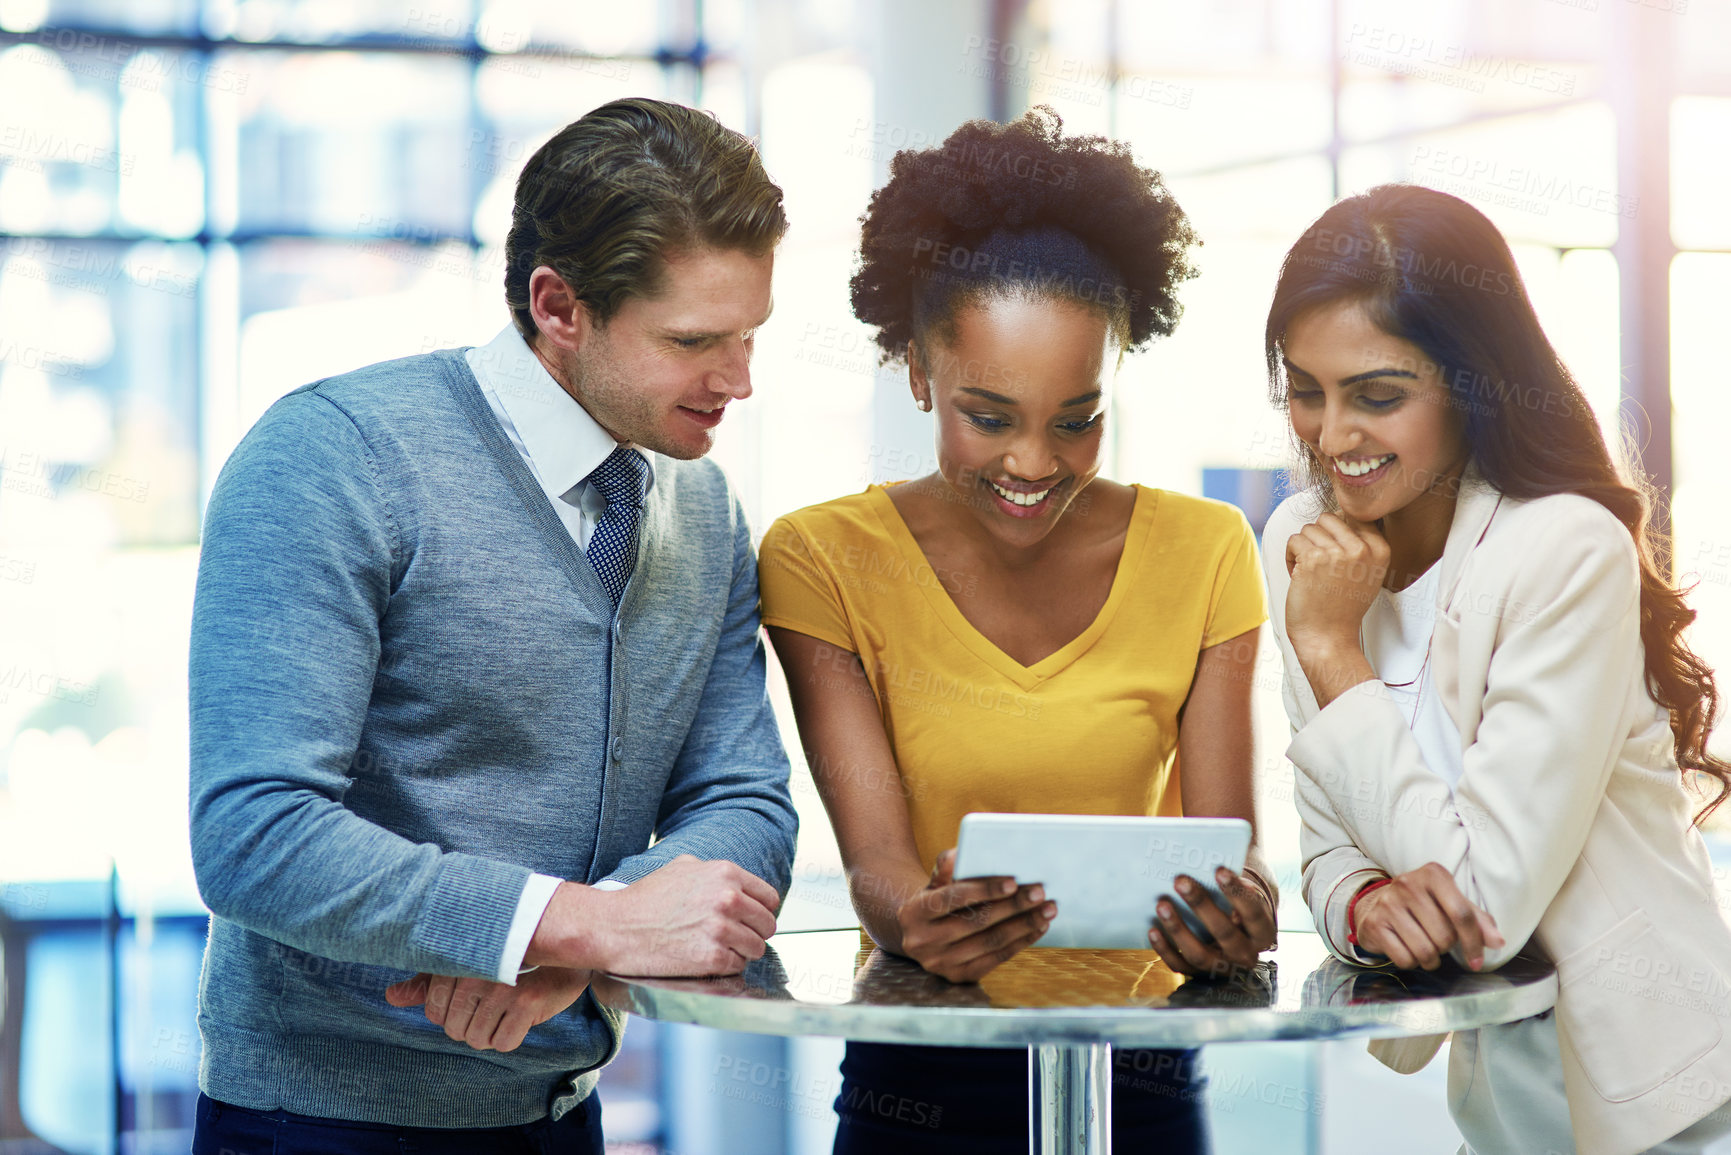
[569,343,709,462]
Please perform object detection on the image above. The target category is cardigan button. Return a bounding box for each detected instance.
[611,737,624,761]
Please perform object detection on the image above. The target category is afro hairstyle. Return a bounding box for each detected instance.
[849,106,1200,364]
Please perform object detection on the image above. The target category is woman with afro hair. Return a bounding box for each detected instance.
[758,108,1277,1153]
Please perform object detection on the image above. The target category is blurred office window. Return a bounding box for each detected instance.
[4,0,199,36]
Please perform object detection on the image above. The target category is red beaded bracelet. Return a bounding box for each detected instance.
[1346,878,1394,948]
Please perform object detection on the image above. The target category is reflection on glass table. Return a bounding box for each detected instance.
[594,928,1556,1155]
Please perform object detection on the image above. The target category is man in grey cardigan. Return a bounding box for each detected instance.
[187,97,799,1154]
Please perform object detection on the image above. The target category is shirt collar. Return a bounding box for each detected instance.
[467,324,655,501]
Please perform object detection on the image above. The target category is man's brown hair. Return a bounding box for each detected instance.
[504,97,788,341]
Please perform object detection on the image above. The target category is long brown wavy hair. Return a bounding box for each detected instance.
[1264,184,1731,823]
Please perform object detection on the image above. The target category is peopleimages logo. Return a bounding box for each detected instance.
[0,125,134,175]
[912,238,1132,310]
[1410,146,1637,220]
[1307,228,1520,297]
[1341,25,1578,96]
[0,448,151,503]
[30,30,250,92]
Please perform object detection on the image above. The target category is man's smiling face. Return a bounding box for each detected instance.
[547,245,775,459]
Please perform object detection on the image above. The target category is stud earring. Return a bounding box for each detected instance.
[916,398,931,411]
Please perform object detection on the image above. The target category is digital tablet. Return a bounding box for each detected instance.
[951,813,1252,950]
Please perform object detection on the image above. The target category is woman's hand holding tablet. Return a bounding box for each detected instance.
[1147,866,1277,979]
[952,813,1277,973]
[895,848,1057,983]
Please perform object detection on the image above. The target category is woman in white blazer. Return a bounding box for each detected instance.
[1259,185,1731,1155]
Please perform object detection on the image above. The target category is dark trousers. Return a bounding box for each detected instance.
[832,1041,1210,1154]
[191,1092,603,1155]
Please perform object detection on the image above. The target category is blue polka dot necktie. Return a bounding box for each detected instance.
[584,447,649,607]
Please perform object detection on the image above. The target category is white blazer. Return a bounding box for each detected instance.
[1262,468,1731,1155]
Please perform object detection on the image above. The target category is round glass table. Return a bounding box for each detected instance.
[593,928,1556,1155]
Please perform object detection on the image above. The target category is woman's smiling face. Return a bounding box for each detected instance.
[910,294,1119,547]
[1281,299,1470,524]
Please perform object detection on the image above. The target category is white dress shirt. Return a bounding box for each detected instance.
[466,324,650,983]
[1360,562,1463,790]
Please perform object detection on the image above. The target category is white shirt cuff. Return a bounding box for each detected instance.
[497,873,563,984]
[592,878,628,891]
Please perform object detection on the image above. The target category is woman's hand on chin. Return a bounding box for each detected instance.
[895,848,1054,984]
[1148,866,1277,980]
[1284,513,1388,706]
[1284,512,1389,651]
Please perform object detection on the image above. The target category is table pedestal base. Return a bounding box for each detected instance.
[1029,1042,1111,1154]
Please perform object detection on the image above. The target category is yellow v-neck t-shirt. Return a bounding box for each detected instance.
[758,483,1268,872]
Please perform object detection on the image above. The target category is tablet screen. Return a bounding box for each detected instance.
[952,813,1252,950]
